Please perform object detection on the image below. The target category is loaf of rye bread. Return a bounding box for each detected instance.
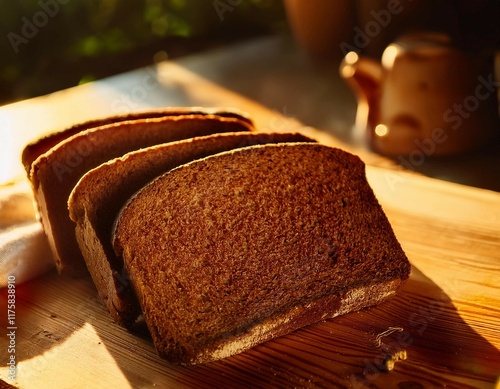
[21,107,252,173]
[112,143,411,365]
[68,132,315,327]
[27,113,253,276]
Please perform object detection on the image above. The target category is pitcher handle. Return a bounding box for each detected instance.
[340,52,383,131]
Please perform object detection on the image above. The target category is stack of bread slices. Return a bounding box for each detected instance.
[23,107,410,365]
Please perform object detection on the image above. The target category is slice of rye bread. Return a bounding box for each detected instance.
[29,115,254,277]
[112,143,411,365]
[68,132,315,328]
[21,107,252,174]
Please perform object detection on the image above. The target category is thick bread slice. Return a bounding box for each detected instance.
[112,143,411,365]
[68,132,315,327]
[22,107,252,174]
[30,115,253,277]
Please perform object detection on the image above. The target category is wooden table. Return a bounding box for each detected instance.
[1,36,499,388]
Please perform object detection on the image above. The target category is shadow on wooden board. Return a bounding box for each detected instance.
[1,262,499,388]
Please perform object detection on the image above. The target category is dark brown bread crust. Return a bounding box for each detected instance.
[113,143,410,365]
[30,115,253,277]
[21,107,253,174]
[68,132,315,327]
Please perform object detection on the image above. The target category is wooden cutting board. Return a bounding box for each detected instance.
[1,162,499,389]
[1,62,499,389]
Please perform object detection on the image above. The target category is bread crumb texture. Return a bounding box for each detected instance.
[114,143,410,364]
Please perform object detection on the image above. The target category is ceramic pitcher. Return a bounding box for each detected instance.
[340,33,499,156]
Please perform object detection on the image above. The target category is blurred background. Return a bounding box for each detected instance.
[0,0,286,106]
[1,0,499,106]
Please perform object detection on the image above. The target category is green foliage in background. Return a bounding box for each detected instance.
[0,0,286,104]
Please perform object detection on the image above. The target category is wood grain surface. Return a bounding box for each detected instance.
[0,55,499,389]
[1,162,499,389]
